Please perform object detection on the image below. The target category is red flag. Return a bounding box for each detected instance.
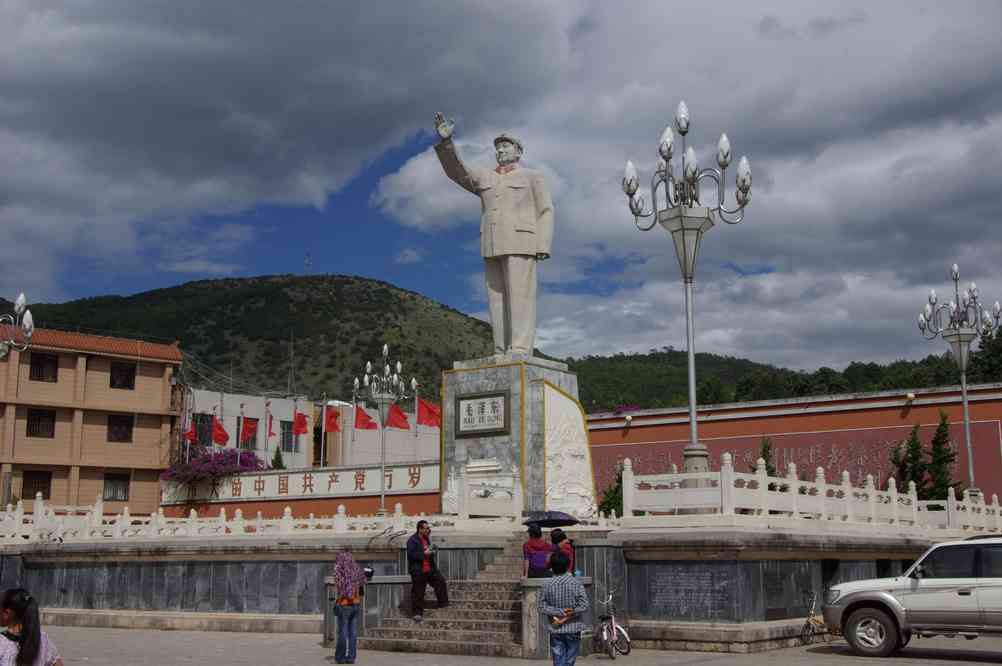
[355,405,378,430]
[211,417,229,446]
[293,411,309,435]
[417,398,442,428]
[240,417,258,444]
[184,419,197,443]
[386,403,410,430]
[268,413,276,438]
[324,409,340,433]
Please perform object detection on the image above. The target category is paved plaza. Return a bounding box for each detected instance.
[45,626,1002,665]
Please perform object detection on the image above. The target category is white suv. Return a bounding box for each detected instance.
[823,535,1002,657]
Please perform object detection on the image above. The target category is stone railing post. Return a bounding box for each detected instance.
[457,467,469,520]
[187,509,198,537]
[232,509,245,535]
[669,463,679,489]
[908,481,919,526]
[255,511,264,535]
[393,503,406,531]
[786,463,798,518]
[947,486,958,529]
[514,477,524,518]
[756,458,768,515]
[218,508,227,535]
[887,478,899,524]
[815,467,827,522]
[865,475,877,524]
[841,471,853,523]
[989,492,997,536]
[334,505,347,533]
[720,453,734,515]
[280,506,294,534]
[621,458,635,518]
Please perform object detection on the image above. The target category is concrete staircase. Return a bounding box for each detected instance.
[359,535,524,657]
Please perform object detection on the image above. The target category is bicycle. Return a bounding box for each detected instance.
[594,593,631,659]
[800,592,829,645]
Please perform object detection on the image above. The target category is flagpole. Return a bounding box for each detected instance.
[237,403,243,468]
[265,400,272,463]
[414,385,419,439]
[320,392,327,468]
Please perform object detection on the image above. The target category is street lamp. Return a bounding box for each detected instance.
[0,293,34,358]
[354,344,415,516]
[917,264,1001,500]
[621,101,752,473]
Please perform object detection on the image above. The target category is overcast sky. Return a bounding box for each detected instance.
[3,1,1002,370]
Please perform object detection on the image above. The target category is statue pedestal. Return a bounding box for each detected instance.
[441,354,597,517]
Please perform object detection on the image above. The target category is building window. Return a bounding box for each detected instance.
[22,471,52,500]
[102,472,131,501]
[193,413,213,447]
[110,362,137,390]
[29,353,58,383]
[107,414,134,443]
[239,417,259,450]
[280,420,297,452]
[26,409,56,438]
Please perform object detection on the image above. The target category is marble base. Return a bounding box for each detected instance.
[442,355,596,516]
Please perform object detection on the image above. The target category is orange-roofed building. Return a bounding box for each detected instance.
[0,326,182,515]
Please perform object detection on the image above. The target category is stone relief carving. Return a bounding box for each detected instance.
[543,384,597,518]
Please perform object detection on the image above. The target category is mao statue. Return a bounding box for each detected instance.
[433,112,554,355]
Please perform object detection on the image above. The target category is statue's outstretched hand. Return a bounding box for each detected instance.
[434,112,454,140]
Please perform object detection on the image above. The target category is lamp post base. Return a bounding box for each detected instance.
[682,442,710,474]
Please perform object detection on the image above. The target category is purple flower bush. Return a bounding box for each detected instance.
[161,446,266,488]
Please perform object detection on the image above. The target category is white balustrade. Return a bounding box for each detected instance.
[616,457,1002,538]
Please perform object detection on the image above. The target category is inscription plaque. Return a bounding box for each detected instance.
[633,563,736,621]
[455,390,510,439]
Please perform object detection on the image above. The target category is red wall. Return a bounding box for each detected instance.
[588,386,1002,500]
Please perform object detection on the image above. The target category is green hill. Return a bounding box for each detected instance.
[6,274,1000,408]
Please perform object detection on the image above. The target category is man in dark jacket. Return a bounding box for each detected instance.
[406,520,448,621]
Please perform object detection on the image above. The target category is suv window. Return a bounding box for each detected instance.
[982,546,1002,577]
[920,545,976,578]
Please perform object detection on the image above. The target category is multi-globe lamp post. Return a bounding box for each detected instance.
[918,264,1001,501]
[0,293,34,359]
[353,344,416,516]
[620,102,752,473]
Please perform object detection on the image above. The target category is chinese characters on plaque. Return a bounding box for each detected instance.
[455,391,509,438]
[162,462,439,504]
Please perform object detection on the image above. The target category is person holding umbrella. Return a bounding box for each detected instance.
[523,523,555,578]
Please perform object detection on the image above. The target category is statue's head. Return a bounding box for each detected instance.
[494,134,523,167]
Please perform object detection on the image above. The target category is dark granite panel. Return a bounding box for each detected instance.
[77,564,96,609]
[210,562,228,611]
[124,563,142,610]
[277,562,297,613]
[192,562,212,612]
[226,562,245,613]
[92,564,111,610]
[165,563,185,611]
[259,562,279,613]
[243,562,262,612]
[61,564,78,608]
[151,562,167,611]
[0,556,24,590]
[139,563,156,610]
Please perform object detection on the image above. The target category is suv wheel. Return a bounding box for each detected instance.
[845,607,899,657]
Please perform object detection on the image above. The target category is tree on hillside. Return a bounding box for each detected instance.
[926,410,960,500]
[271,447,286,471]
[697,376,728,405]
[598,464,624,518]
[749,436,778,477]
[971,331,1002,382]
[890,424,928,498]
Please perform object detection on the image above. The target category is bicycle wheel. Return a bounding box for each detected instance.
[612,627,632,655]
[800,620,814,645]
[604,626,616,660]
